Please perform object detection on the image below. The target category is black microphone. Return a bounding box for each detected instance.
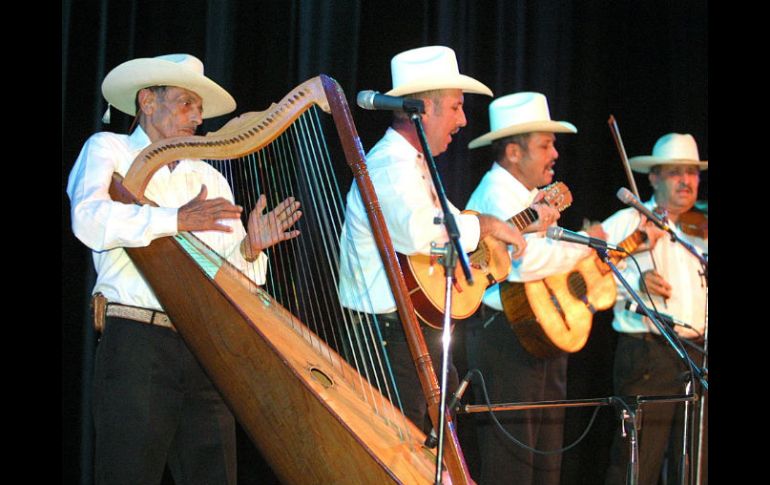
[616,188,674,234]
[546,226,625,252]
[424,371,473,448]
[624,301,695,331]
[356,90,425,113]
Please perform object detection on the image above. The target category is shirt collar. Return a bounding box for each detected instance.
[384,127,420,158]
[490,162,539,202]
[128,126,152,153]
[127,126,193,174]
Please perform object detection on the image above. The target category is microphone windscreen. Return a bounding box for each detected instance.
[616,187,634,204]
[545,226,562,240]
[356,91,375,109]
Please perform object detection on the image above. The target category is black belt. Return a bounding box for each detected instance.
[358,311,439,333]
[623,332,704,346]
[375,311,401,323]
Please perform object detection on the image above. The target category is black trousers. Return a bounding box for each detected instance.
[356,311,459,434]
[92,318,236,485]
[465,309,568,485]
[604,333,708,485]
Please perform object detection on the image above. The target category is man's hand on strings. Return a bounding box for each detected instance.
[524,190,560,233]
[641,269,672,299]
[241,194,302,261]
[525,199,560,233]
[581,218,609,240]
[178,185,244,232]
[636,215,668,252]
[478,214,526,260]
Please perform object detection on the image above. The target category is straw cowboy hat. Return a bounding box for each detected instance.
[101,53,236,119]
[468,92,576,149]
[629,133,708,173]
[386,45,493,97]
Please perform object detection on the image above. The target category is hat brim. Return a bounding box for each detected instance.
[102,58,236,119]
[628,156,709,174]
[385,74,493,97]
[468,120,577,149]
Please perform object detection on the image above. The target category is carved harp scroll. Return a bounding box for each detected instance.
[111,75,471,484]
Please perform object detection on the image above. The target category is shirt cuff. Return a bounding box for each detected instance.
[156,207,180,236]
[457,212,481,251]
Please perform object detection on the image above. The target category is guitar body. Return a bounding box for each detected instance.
[399,235,510,328]
[400,182,573,329]
[501,253,617,358]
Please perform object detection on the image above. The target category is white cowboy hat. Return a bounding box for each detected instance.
[386,45,493,97]
[468,92,576,149]
[101,53,236,119]
[629,133,708,173]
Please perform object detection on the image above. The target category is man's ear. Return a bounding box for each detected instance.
[505,141,522,163]
[421,97,434,118]
[136,88,155,116]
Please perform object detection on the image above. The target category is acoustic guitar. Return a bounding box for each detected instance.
[399,182,573,329]
[500,227,648,357]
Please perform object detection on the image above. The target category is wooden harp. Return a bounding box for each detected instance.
[109,75,472,484]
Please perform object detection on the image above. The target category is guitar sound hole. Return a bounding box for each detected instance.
[567,272,588,300]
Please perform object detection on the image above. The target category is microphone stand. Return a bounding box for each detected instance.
[595,247,707,388]
[656,223,708,485]
[660,223,708,285]
[594,248,706,485]
[408,111,473,485]
[686,258,708,485]
[694,290,707,485]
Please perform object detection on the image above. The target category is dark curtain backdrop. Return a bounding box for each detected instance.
[62,1,708,483]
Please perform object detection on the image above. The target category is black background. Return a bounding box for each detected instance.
[62,1,709,483]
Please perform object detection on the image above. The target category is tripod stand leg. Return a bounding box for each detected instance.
[610,397,642,485]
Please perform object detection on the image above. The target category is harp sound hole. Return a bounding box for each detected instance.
[310,367,334,389]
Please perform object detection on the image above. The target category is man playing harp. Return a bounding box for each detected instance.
[338,45,527,432]
[66,53,302,485]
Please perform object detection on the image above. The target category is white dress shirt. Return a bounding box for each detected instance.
[466,162,592,311]
[338,127,481,314]
[67,127,268,311]
[601,198,708,338]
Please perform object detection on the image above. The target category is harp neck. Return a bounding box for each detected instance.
[121,76,331,200]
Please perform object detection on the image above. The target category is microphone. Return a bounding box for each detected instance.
[616,188,674,233]
[546,226,625,252]
[424,370,473,448]
[624,301,695,331]
[356,90,425,113]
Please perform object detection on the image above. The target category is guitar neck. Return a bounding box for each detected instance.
[509,207,539,231]
[610,229,648,262]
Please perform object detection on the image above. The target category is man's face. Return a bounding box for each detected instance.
[141,86,203,141]
[422,89,466,156]
[649,164,700,214]
[513,132,559,190]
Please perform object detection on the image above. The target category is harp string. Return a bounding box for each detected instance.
[292,111,340,364]
[295,111,399,423]
[336,195,412,436]
[280,123,334,362]
[304,108,409,431]
[311,111,406,422]
[203,107,411,438]
[289,110,403,427]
